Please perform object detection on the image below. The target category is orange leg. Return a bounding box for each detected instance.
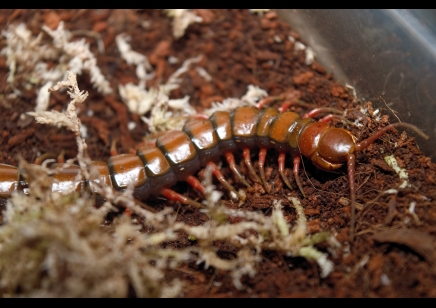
[278,101,295,113]
[34,152,57,165]
[292,154,305,198]
[224,151,252,188]
[302,107,343,119]
[110,139,119,156]
[277,152,293,191]
[123,207,133,217]
[278,153,306,197]
[256,90,302,110]
[258,147,269,190]
[242,148,261,184]
[57,150,66,163]
[160,188,203,208]
[318,114,356,126]
[303,108,356,126]
[278,100,319,112]
[207,162,244,200]
[34,149,66,165]
[256,95,284,109]
[186,175,206,195]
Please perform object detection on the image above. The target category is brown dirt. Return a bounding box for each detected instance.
[1,9,436,297]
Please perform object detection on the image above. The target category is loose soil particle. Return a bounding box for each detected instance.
[1,9,436,297]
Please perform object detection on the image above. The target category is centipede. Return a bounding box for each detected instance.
[0,101,429,239]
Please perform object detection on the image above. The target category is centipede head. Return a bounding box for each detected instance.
[298,122,357,171]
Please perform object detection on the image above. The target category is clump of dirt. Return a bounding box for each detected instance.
[0,9,436,298]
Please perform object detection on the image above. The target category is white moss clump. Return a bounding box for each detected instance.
[119,83,160,116]
[35,81,53,112]
[116,33,154,83]
[1,21,112,116]
[1,23,59,85]
[203,85,269,116]
[134,56,202,131]
[164,9,203,39]
[43,22,113,95]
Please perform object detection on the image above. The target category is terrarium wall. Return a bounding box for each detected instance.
[278,9,436,160]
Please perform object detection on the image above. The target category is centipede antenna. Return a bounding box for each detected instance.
[224,151,252,189]
[242,148,262,184]
[355,122,429,152]
[347,154,357,242]
[258,147,269,192]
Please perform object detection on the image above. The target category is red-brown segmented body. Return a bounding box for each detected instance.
[0,105,429,239]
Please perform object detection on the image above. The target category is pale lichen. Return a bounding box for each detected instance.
[164,9,203,39]
[384,154,409,188]
[203,85,269,116]
[1,21,112,117]
[43,22,113,95]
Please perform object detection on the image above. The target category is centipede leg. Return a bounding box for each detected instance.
[160,188,203,208]
[185,175,206,195]
[278,152,293,191]
[278,101,297,112]
[256,95,284,109]
[123,207,132,216]
[34,152,57,165]
[34,149,66,165]
[224,151,252,188]
[347,153,357,242]
[207,162,244,200]
[257,90,302,110]
[302,107,343,119]
[317,114,356,127]
[110,139,119,156]
[242,148,261,184]
[292,154,306,198]
[278,99,314,112]
[303,108,356,127]
[57,150,66,163]
[258,147,269,191]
